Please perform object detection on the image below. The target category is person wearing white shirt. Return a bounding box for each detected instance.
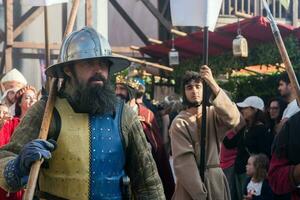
[282,99,300,119]
[278,72,300,124]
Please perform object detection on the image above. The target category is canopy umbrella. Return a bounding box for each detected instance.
[140,16,295,60]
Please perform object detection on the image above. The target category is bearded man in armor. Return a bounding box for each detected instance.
[0,27,165,200]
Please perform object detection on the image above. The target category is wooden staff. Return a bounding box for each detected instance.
[44,6,50,68]
[23,1,80,199]
[23,78,58,200]
[262,0,300,105]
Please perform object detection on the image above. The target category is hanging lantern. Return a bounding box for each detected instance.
[169,48,179,66]
[232,18,248,58]
[233,34,248,58]
[169,35,179,66]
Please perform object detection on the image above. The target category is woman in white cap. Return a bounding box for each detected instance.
[0,69,27,116]
[223,96,272,200]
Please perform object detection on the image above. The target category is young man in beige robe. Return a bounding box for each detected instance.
[169,66,240,200]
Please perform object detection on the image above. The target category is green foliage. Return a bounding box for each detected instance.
[220,74,281,102]
[171,36,300,102]
[172,36,300,77]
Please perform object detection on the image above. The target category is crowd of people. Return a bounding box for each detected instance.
[0,27,299,200]
[220,72,300,200]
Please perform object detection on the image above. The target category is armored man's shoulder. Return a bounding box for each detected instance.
[121,103,138,127]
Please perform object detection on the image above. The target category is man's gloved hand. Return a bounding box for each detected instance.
[4,139,56,189]
[17,139,56,176]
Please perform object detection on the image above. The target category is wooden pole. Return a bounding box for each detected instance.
[170,28,187,37]
[148,37,163,44]
[234,11,253,19]
[64,0,80,37]
[23,1,80,199]
[112,52,174,72]
[0,40,5,74]
[4,0,13,72]
[85,0,93,26]
[13,7,44,40]
[263,0,300,105]
[44,6,50,68]
[22,78,58,200]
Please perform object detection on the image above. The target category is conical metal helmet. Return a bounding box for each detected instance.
[46,27,131,77]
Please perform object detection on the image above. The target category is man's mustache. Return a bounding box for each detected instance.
[88,74,107,84]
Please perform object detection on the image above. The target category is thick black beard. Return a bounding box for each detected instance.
[70,79,117,115]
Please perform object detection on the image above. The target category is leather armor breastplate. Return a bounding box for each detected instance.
[39,98,125,200]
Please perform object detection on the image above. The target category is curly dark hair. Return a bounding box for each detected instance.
[181,71,202,106]
[251,154,269,182]
[279,72,290,84]
[279,71,299,84]
[182,71,202,87]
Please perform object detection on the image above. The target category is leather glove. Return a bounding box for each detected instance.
[4,139,56,190]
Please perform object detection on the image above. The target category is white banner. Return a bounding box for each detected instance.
[23,0,69,6]
[280,0,290,10]
[170,0,223,31]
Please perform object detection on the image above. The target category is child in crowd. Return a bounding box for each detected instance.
[244,154,274,200]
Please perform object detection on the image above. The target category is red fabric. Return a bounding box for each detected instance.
[0,117,20,147]
[140,16,295,60]
[220,130,238,169]
[268,153,300,200]
[0,192,23,200]
[0,117,24,200]
[137,103,175,200]
[138,104,160,151]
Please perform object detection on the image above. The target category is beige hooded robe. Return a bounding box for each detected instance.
[170,90,240,200]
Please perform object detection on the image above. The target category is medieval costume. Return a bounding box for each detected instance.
[0,27,165,200]
[137,103,175,199]
[269,111,300,200]
[0,85,37,200]
[170,89,240,200]
[116,76,175,199]
[0,117,20,147]
[0,117,22,200]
